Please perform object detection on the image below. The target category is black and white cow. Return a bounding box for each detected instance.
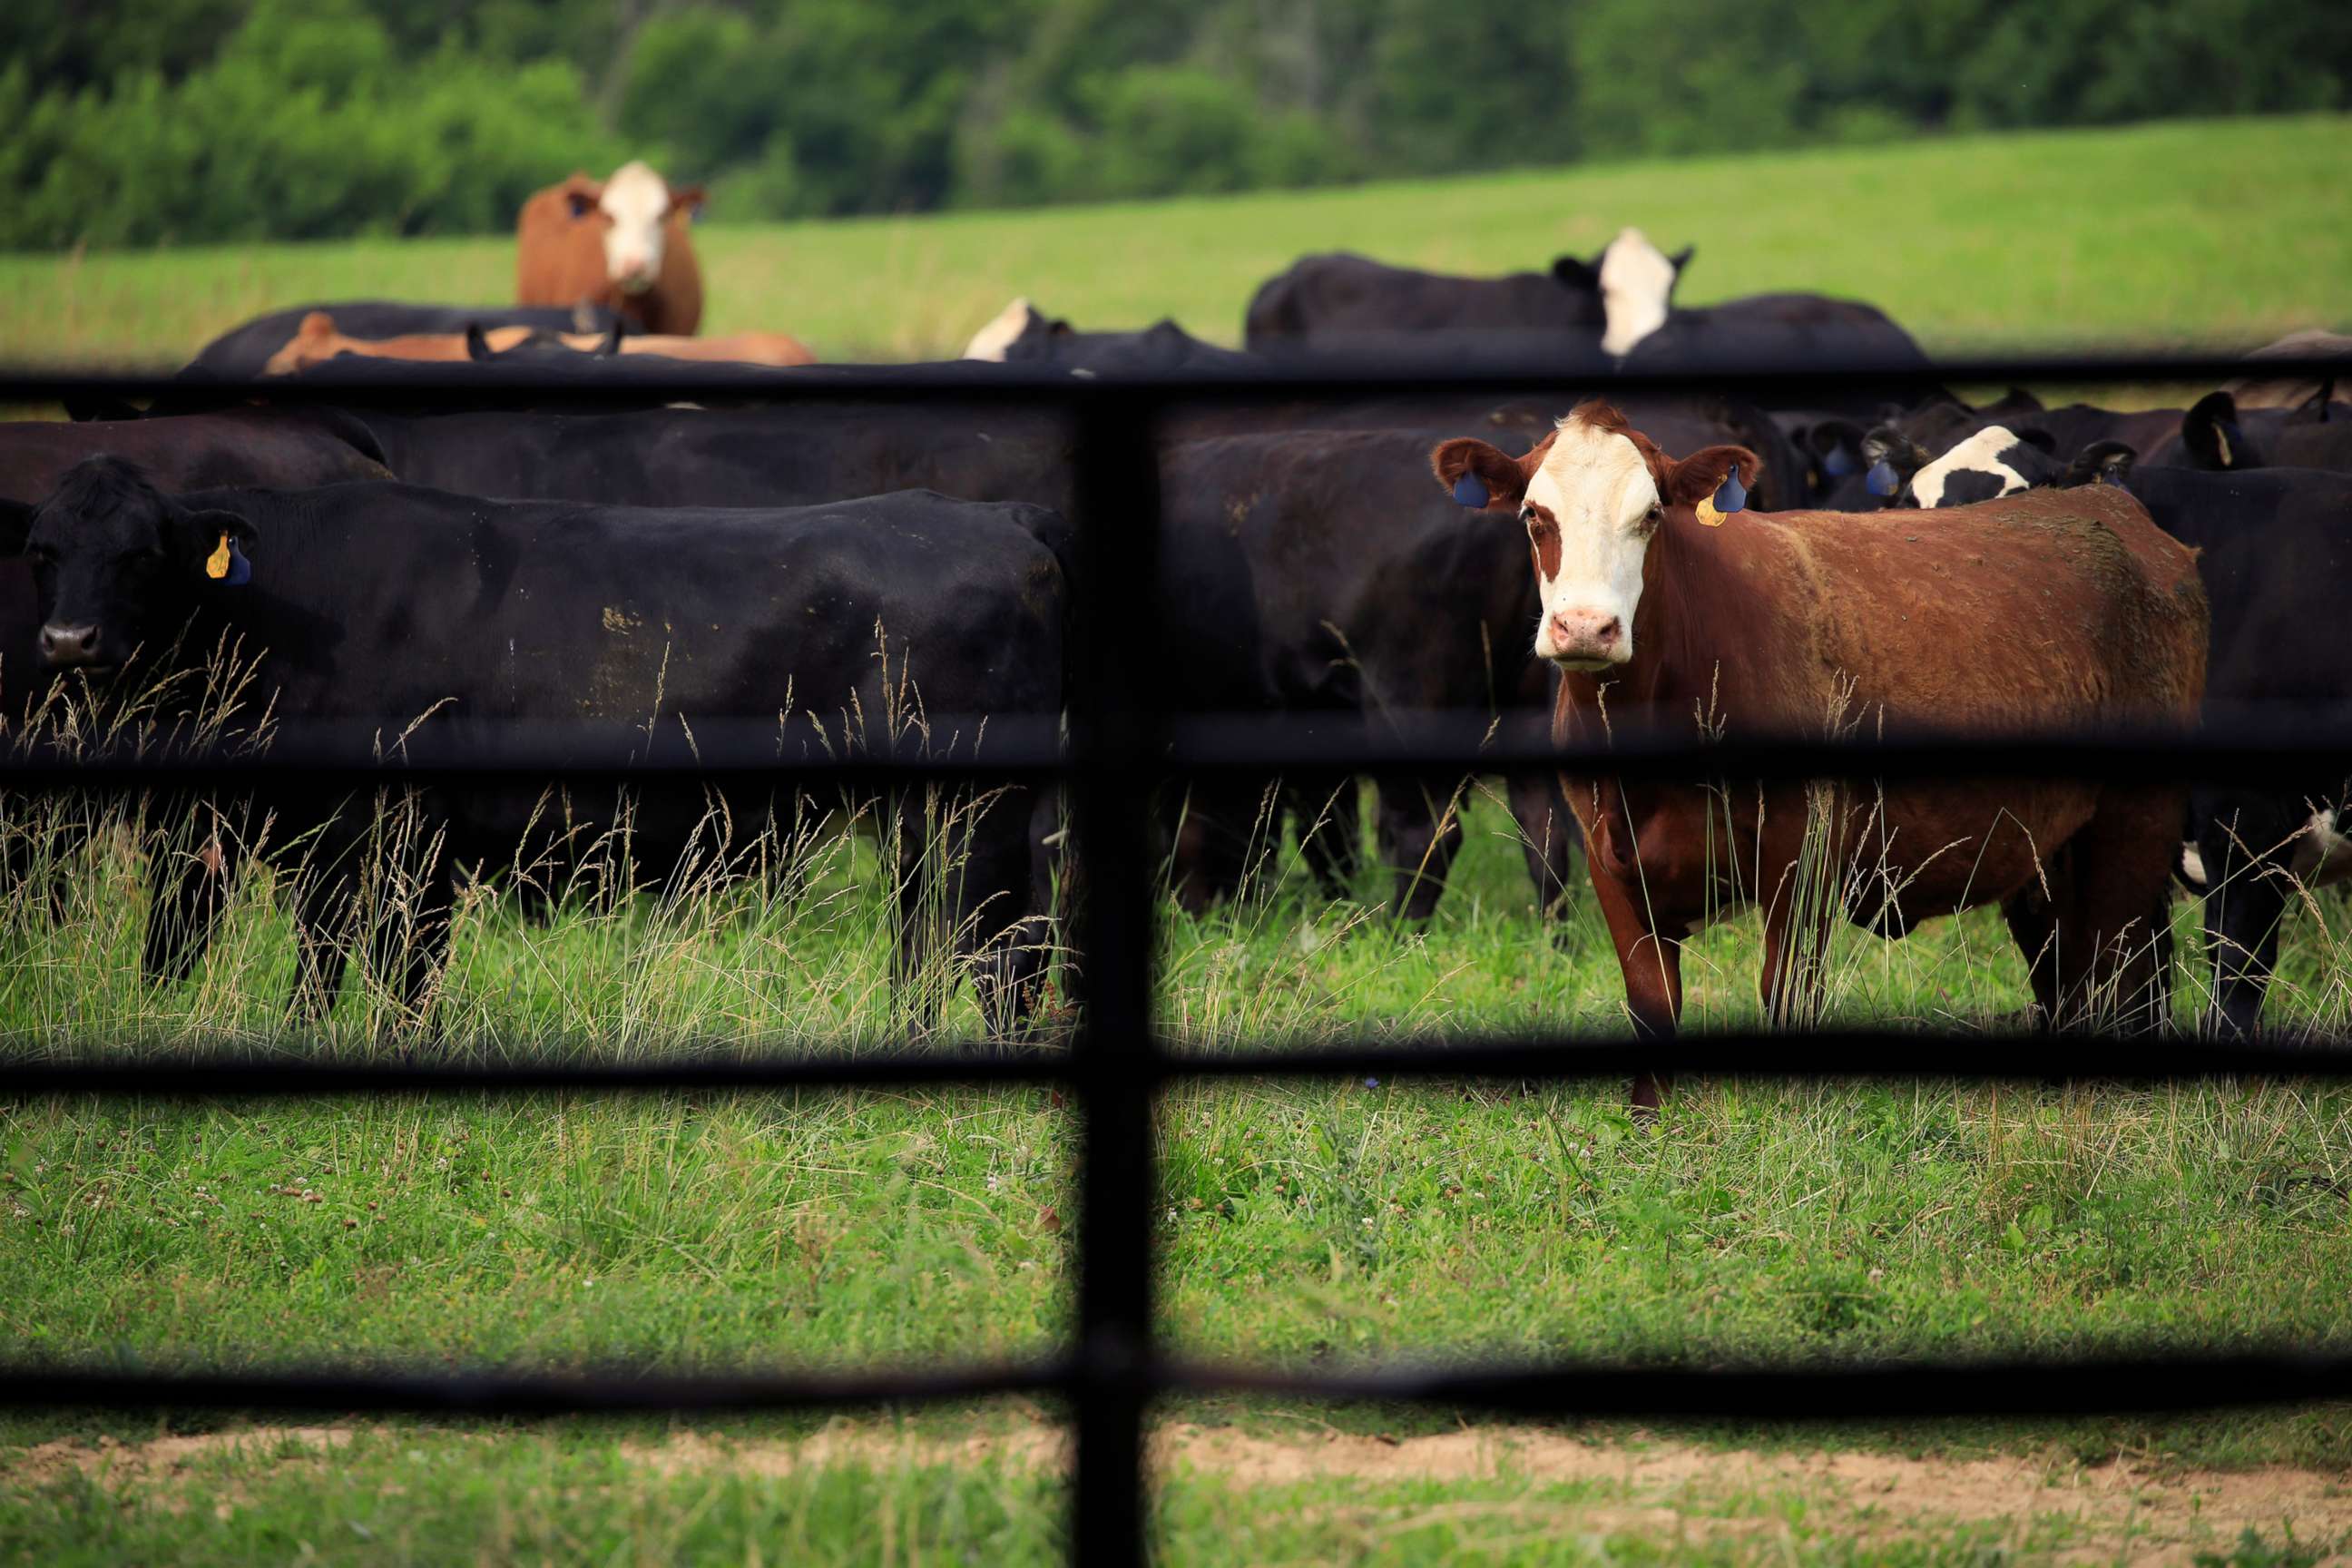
[961,299,1255,373]
[0,459,1070,1031]
[1901,430,2352,1033]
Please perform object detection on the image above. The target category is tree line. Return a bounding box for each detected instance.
[3,0,2345,248]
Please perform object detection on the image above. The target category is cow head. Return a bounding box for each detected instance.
[962,298,1068,361]
[1592,229,1692,358]
[565,162,704,297]
[2,458,255,674]
[2180,390,2261,471]
[1899,425,2063,508]
[1432,402,1757,670]
[1898,425,2140,508]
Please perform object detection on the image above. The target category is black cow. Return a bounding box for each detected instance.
[2141,389,2352,475]
[1160,426,1613,923]
[185,301,628,380]
[0,408,393,729]
[1243,250,1612,360]
[961,299,1255,373]
[1903,434,2352,1034]
[0,460,1069,1030]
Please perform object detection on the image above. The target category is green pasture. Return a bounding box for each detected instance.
[4,115,2351,1563]
[0,114,2346,368]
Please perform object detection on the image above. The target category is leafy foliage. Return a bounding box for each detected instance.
[2,0,2347,245]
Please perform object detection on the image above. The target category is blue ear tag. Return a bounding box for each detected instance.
[222,538,251,586]
[1713,469,1747,514]
[1822,447,1856,478]
[1451,473,1489,509]
[1865,458,1900,498]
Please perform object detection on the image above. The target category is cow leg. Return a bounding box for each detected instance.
[288,862,360,1021]
[141,829,240,986]
[952,786,1053,1036]
[1505,769,1580,926]
[2001,884,2064,1025]
[367,849,456,1022]
[2041,791,2181,1034]
[1290,773,1360,900]
[1587,860,1683,1112]
[1379,773,1464,925]
[2199,808,2293,1038]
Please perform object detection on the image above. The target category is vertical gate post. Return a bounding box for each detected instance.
[1065,385,1166,1566]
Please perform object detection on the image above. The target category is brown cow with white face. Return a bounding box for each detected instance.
[514,161,706,336]
[1432,403,2209,1108]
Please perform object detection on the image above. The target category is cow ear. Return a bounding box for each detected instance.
[2181,391,2245,469]
[1862,425,1926,498]
[2062,441,2136,488]
[0,499,34,556]
[561,173,603,220]
[1805,418,1867,479]
[2286,379,2335,426]
[1661,444,1759,509]
[1667,244,1694,275]
[1431,437,1531,512]
[176,506,260,581]
[1551,254,1601,290]
[670,184,706,222]
[1982,386,2043,416]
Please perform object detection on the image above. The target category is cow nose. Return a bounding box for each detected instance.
[39,622,102,669]
[1547,612,1623,662]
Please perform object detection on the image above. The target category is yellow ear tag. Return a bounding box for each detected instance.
[1695,496,1725,526]
[205,533,232,580]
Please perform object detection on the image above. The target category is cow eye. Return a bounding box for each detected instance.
[1518,504,1536,524]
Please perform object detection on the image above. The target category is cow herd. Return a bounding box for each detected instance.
[3,162,2348,1061]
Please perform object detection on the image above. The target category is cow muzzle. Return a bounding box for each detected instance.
[610,260,658,295]
[1543,610,1627,671]
[39,622,104,670]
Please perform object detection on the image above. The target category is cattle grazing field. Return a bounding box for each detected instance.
[3,113,2352,1564]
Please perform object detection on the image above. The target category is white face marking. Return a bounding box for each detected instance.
[1597,228,1678,357]
[598,161,672,293]
[1909,426,2031,508]
[1524,419,1660,669]
[962,298,1036,361]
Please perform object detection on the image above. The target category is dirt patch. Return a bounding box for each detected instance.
[11,1418,2349,1557]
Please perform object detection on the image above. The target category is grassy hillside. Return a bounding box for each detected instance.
[0,114,2346,368]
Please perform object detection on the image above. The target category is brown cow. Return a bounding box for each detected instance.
[1431,403,2208,1106]
[514,161,705,336]
[262,313,812,376]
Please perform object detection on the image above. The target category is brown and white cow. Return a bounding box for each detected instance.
[515,161,705,336]
[1431,403,2208,1105]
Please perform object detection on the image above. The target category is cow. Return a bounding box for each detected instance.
[461,321,816,368]
[0,459,1067,1031]
[2140,389,2352,475]
[961,299,1252,372]
[1158,399,1801,923]
[0,408,393,727]
[2224,329,2352,412]
[1591,230,1937,417]
[182,301,624,380]
[515,162,706,336]
[1894,426,2352,1034]
[1430,403,2208,1107]
[1243,250,1611,360]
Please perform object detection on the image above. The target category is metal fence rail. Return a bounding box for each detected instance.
[5,348,2351,1564]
